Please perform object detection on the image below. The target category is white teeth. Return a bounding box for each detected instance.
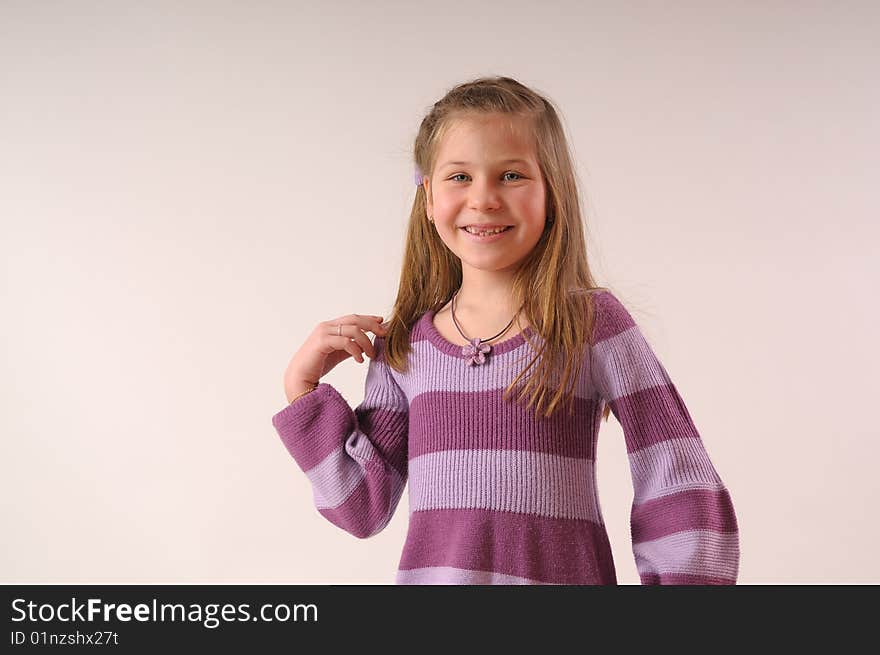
[465,226,509,235]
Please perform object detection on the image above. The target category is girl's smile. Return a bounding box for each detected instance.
[459,225,515,243]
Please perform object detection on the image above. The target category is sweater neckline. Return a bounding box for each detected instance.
[420,307,537,358]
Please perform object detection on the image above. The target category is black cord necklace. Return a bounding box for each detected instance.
[450,289,523,366]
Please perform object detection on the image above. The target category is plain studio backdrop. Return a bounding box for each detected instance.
[2,1,877,584]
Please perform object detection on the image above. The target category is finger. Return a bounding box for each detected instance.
[336,336,364,363]
[327,315,387,339]
[368,315,389,334]
[350,313,388,335]
[345,327,377,360]
[334,313,381,324]
[352,330,378,359]
[330,324,375,360]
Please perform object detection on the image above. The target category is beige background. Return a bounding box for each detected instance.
[2,1,877,584]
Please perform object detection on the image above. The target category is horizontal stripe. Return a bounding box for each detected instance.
[393,298,649,411]
[590,290,636,343]
[627,437,723,503]
[397,507,617,585]
[591,324,669,401]
[408,389,601,459]
[306,444,369,509]
[316,461,406,538]
[632,529,740,582]
[396,566,551,585]
[408,449,602,522]
[306,441,406,512]
[401,328,599,404]
[400,339,548,395]
[610,383,701,452]
[631,487,739,541]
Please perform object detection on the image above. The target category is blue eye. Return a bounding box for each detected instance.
[448,171,524,182]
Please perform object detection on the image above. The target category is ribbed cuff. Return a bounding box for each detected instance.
[271,383,356,471]
[272,383,333,431]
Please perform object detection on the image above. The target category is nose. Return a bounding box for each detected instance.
[467,176,502,213]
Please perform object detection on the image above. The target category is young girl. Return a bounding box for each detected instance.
[272,76,740,585]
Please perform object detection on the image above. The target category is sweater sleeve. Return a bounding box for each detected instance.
[589,291,740,584]
[270,336,409,539]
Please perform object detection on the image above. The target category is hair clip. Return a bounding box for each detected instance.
[414,167,423,186]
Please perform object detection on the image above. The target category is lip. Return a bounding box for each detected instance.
[459,225,514,243]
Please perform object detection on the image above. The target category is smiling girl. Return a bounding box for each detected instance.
[272,76,740,585]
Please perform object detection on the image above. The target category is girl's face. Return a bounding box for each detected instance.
[424,113,548,275]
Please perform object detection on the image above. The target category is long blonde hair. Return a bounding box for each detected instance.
[383,75,612,421]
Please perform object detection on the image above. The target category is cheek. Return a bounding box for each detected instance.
[433,194,458,216]
[526,191,546,216]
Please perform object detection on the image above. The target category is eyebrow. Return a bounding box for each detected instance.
[438,158,532,169]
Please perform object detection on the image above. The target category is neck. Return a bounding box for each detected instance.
[453,268,521,321]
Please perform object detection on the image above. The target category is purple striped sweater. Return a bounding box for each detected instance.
[271,290,740,584]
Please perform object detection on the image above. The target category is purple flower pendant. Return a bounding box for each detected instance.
[462,337,491,366]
